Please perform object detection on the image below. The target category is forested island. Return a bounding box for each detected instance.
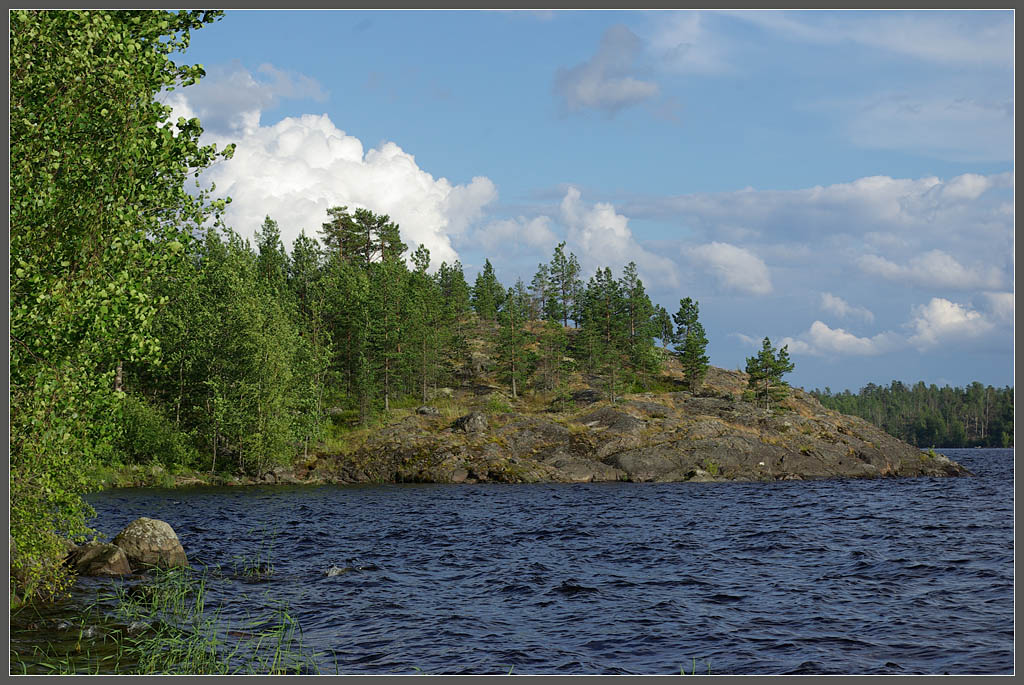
[9,9,978,608]
[811,383,1013,449]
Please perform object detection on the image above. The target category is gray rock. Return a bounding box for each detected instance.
[571,389,602,405]
[576,407,646,434]
[453,412,489,433]
[68,541,132,576]
[112,517,188,570]
[271,466,302,484]
[416,406,441,416]
[686,468,719,483]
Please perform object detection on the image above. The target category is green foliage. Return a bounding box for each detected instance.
[745,337,795,410]
[471,259,505,321]
[10,9,229,600]
[118,394,198,469]
[812,380,1013,447]
[577,267,630,402]
[12,566,319,674]
[534,319,572,402]
[547,242,583,327]
[673,298,709,392]
[496,281,534,398]
[485,394,514,415]
[619,262,661,390]
[652,304,674,349]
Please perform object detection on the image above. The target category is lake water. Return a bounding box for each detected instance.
[17,448,1015,675]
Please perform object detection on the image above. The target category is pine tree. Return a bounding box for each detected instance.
[652,304,674,349]
[529,263,551,322]
[549,242,582,328]
[436,260,471,381]
[535,319,570,399]
[673,298,709,393]
[578,267,629,402]
[319,206,404,268]
[471,258,505,321]
[406,245,446,402]
[497,281,532,399]
[367,252,408,414]
[619,263,659,389]
[438,260,472,316]
[745,337,795,410]
[673,297,700,341]
[679,321,710,393]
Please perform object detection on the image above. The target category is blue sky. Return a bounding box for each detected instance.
[168,9,1014,392]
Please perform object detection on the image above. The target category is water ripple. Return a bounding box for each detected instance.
[62,447,1013,675]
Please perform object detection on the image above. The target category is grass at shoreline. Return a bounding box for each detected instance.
[10,565,321,675]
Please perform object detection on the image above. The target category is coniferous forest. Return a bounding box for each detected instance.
[810,382,1014,449]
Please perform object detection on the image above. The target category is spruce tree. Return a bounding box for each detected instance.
[256,215,288,291]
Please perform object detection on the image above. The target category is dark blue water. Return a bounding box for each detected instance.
[79,448,1013,675]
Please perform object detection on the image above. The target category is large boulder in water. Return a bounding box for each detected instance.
[112,517,188,570]
[68,541,132,576]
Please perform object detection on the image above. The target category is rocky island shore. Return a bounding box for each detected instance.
[218,364,971,488]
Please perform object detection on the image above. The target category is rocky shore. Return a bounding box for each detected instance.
[174,366,972,487]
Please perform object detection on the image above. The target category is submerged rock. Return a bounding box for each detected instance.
[112,517,188,570]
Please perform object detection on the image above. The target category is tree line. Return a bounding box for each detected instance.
[810,381,1014,448]
[121,211,718,481]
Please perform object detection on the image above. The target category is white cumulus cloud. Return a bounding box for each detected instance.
[175,64,498,269]
[469,216,558,255]
[906,297,995,350]
[820,293,874,323]
[778,322,899,357]
[687,242,772,296]
[559,187,678,288]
